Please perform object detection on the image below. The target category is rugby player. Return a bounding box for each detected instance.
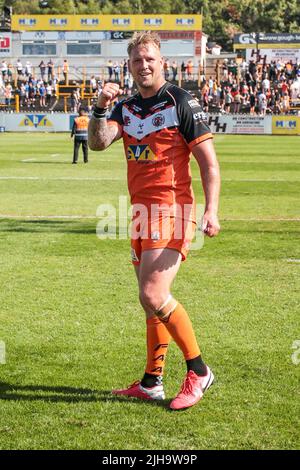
[88,31,220,410]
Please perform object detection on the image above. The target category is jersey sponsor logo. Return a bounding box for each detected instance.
[188,99,200,108]
[137,123,144,135]
[152,113,165,127]
[193,111,207,122]
[124,115,131,126]
[127,145,157,162]
[19,114,53,128]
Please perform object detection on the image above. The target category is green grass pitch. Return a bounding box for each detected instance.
[0,133,299,450]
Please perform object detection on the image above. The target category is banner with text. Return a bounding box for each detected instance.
[272,116,300,135]
[207,115,272,134]
[246,48,300,64]
[12,15,202,31]
[0,33,11,57]
[0,113,299,135]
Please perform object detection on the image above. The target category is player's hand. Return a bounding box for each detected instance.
[97,82,123,108]
[201,211,220,237]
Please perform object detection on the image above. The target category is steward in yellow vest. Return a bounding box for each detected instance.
[71,108,89,164]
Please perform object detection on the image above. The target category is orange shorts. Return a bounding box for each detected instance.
[130,216,196,265]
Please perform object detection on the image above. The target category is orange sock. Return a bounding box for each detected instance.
[159,303,201,360]
[145,316,171,376]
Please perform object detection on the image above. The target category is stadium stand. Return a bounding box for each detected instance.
[0,57,299,114]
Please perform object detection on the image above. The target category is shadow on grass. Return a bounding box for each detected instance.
[1,219,299,237]
[0,219,97,235]
[21,162,71,165]
[0,382,170,408]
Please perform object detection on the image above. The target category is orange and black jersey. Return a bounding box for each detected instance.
[108,82,213,218]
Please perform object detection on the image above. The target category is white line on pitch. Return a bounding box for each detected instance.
[221,218,300,221]
[0,176,123,181]
[0,214,97,219]
[21,159,36,162]
[0,215,299,221]
[285,258,300,263]
[0,176,299,182]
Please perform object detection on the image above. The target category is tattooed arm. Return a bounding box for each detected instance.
[88,82,123,151]
[88,116,122,151]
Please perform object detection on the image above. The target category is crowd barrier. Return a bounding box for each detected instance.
[0,113,299,135]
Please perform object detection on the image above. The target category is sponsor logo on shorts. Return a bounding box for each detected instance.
[130,248,139,262]
[151,231,160,241]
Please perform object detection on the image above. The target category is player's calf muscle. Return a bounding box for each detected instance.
[88,119,116,151]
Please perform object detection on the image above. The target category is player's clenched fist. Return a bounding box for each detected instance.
[97,82,123,108]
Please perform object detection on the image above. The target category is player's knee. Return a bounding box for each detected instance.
[139,287,168,313]
[154,294,178,321]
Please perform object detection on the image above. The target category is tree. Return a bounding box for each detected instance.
[75,0,102,14]
[2,0,300,50]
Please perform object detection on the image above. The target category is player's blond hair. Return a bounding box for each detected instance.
[127,31,161,56]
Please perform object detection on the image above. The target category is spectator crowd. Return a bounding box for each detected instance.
[0,58,58,110]
[199,58,300,115]
[0,56,300,115]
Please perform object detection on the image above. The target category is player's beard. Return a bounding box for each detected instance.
[136,73,154,89]
[136,71,164,90]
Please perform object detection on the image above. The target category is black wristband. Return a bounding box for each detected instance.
[92,106,108,120]
[93,106,108,115]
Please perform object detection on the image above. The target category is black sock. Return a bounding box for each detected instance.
[141,373,162,388]
[186,355,207,376]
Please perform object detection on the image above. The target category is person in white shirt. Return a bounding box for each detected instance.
[25,61,32,77]
[262,77,270,93]
[258,91,267,115]
[16,59,23,76]
[290,75,300,99]
[1,60,8,79]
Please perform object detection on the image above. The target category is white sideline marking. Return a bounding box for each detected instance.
[222,218,300,222]
[0,176,123,181]
[0,215,299,221]
[285,259,300,263]
[221,179,300,182]
[51,154,60,157]
[21,159,36,162]
[0,215,96,219]
[0,176,299,182]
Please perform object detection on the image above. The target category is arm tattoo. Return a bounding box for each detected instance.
[88,117,119,151]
